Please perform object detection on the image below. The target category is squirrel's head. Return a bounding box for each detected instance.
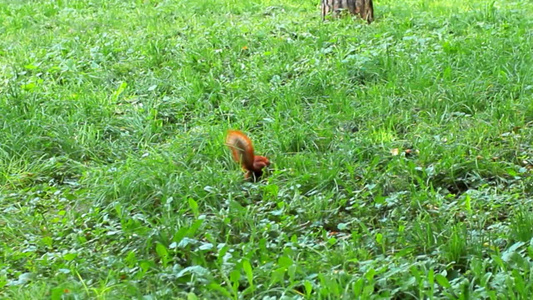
[253,156,270,169]
[247,156,270,181]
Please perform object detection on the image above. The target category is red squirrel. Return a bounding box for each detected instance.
[225,130,270,181]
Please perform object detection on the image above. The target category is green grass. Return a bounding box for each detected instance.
[1,0,532,298]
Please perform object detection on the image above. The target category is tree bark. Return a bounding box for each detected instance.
[321,0,374,23]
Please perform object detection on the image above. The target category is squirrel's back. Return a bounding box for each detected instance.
[226,130,255,170]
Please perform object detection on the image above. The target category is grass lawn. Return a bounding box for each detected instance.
[1,0,533,298]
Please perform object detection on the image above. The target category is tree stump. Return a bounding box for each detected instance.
[321,0,374,24]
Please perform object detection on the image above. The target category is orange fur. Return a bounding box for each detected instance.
[226,130,270,181]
